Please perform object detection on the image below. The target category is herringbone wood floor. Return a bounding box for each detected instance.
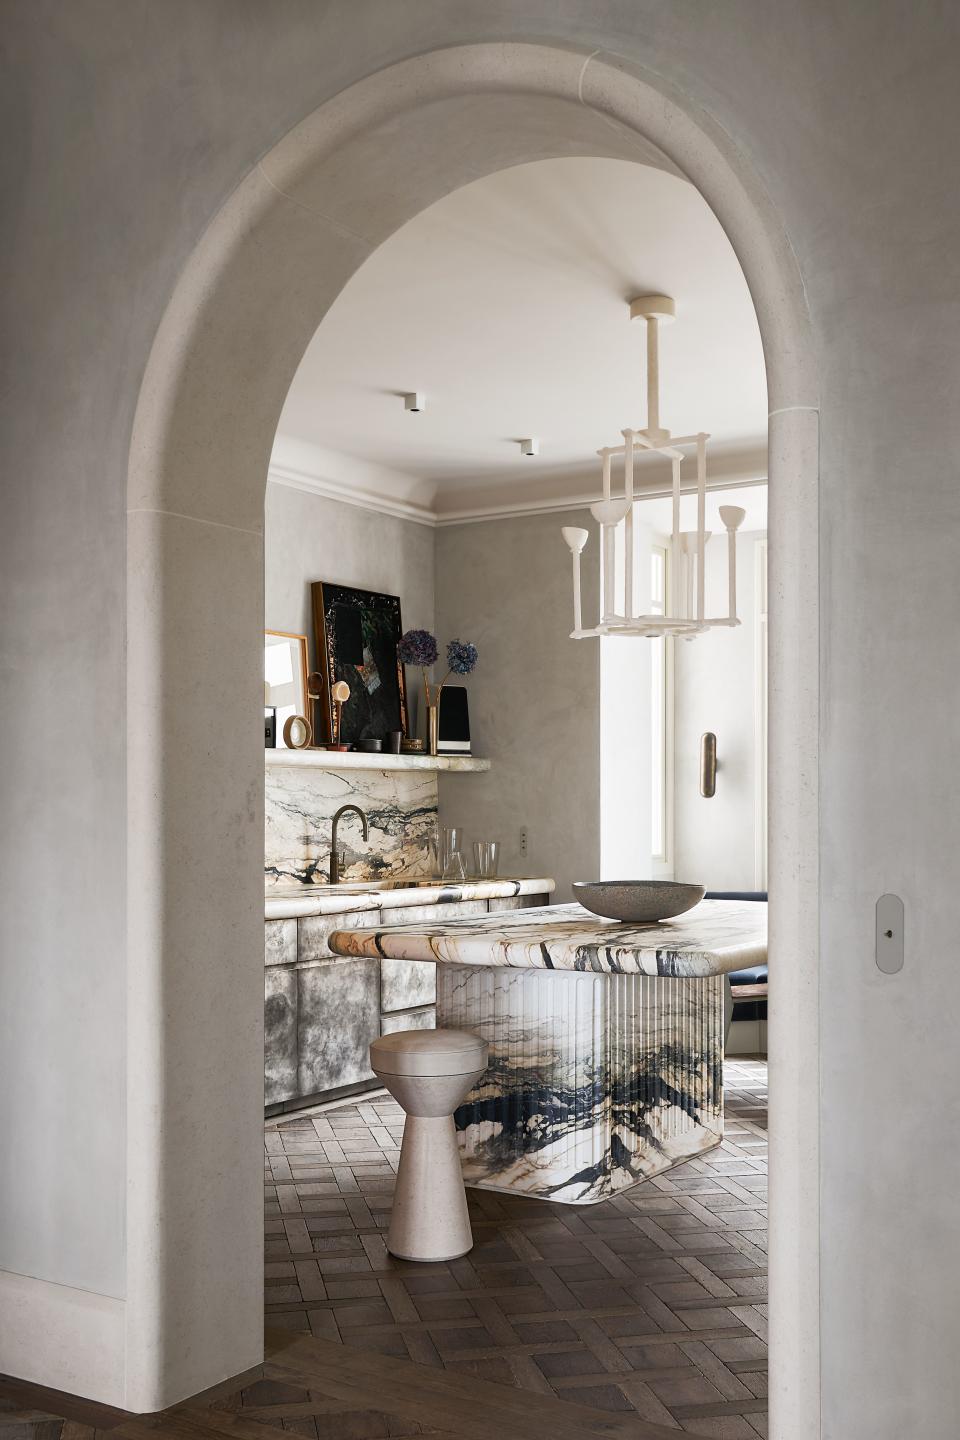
[2,1061,767,1440]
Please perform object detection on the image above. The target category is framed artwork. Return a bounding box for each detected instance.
[264,630,310,747]
[311,582,409,745]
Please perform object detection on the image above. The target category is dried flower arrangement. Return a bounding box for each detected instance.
[398,630,479,754]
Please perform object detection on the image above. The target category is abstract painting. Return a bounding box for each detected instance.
[311,581,409,745]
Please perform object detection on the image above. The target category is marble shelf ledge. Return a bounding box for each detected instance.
[264,876,555,920]
[265,749,490,773]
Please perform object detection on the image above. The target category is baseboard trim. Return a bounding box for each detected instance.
[0,1269,125,1406]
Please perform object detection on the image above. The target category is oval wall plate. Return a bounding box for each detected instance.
[875,893,904,974]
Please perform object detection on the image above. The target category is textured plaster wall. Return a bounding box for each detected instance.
[435,511,600,903]
[264,481,435,704]
[2,3,959,1433]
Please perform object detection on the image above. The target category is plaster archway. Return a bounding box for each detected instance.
[126,42,820,1437]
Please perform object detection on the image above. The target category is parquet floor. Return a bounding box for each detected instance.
[2,1060,767,1440]
[263,1058,768,1437]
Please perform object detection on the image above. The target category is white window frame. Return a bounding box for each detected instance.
[650,540,675,877]
[754,537,768,890]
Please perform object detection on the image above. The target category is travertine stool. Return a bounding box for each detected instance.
[370,1028,489,1262]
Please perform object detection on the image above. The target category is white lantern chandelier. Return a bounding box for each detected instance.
[562,295,745,640]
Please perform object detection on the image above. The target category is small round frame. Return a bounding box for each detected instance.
[282,713,313,749]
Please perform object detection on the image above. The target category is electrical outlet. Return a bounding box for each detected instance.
[519,827,528,858]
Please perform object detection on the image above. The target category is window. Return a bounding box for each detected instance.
[754,538,768,889]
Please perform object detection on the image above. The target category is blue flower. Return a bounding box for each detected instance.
[398,629,438,667]
[446,638,478,675]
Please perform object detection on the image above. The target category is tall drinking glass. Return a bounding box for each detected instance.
[473,840,500,878]
[440,826,465,881]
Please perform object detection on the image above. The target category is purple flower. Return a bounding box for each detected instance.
[446,638,478,675]
[398,628,438,667]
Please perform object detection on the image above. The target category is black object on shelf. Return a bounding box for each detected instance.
[264,707,277,748]
[438,685,471,755]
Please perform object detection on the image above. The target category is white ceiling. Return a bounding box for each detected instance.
[273,157,768,521]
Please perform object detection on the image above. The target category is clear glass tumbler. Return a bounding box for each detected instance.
[440,826,465,881]
[473,840,500,879]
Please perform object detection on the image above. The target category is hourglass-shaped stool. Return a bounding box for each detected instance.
[370,1028,489,1262]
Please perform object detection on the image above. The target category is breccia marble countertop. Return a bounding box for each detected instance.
[264,876,555,921]
[328,898,767,977]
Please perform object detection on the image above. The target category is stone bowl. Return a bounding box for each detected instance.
[572,879,706,924]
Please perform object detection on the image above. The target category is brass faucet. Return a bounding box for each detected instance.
[329,804,369,884]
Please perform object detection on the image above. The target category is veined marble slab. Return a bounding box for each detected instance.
[440,965,724,1203]
[328,898,762,1203]
[265,763,438,889]
[265,877,555,920]
[329,899,766,978]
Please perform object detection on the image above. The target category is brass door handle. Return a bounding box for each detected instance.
[700,732,717,797]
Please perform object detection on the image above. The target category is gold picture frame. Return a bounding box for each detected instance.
[264,630,310,748]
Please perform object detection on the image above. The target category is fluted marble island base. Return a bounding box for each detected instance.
[440,965,723,1203]
[329,899,767,1205]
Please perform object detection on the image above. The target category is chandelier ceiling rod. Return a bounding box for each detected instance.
[631,293,674,443]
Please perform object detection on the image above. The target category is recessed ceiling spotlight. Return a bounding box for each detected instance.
[519,437,540,457]
[404,392,425,413]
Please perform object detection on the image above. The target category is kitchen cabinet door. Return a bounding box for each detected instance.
[264,965,298,1105]
[297,956,379,1097]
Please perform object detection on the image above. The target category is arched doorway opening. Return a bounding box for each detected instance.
[126,42,819,1436]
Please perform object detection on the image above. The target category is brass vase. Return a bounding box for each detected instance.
[427,703,439,757]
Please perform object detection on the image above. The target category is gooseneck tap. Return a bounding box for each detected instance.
[329,804,369,884]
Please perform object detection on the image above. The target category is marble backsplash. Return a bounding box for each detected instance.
[265,764,438,889]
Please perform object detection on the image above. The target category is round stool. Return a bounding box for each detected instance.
[370,1028,488,1262]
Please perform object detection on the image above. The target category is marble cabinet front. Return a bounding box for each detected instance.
[264,918,297,967]
[297,956,380,1096]
[380,957,437,1014]
[298,910,378,963]
[264,890,551,1111]
[264,965,298,1105]
[381,1005,436,1034]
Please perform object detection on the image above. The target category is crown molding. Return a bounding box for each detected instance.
[267,461,437,527]
[433,471,769,526]
[267,440,768,529]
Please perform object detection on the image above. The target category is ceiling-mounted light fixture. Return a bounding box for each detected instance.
[562,294,745,641]
[519,437,539,457]
[404,392,425,412]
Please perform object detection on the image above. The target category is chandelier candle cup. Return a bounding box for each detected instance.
[563,295,742,641]
[561,527,589,634]
[720,505,747,622]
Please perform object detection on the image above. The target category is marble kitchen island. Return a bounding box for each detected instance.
[330,898,767,1204]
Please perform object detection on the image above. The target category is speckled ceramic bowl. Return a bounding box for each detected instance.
[572,880,706,924]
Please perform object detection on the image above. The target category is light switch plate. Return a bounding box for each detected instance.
[875,893,904,974]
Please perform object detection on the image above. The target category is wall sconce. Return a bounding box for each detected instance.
[700,732,717,797]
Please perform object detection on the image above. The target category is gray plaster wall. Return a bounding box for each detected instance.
[265,482,435,692]
[2,3,960,1433]
[435,512,601,903]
